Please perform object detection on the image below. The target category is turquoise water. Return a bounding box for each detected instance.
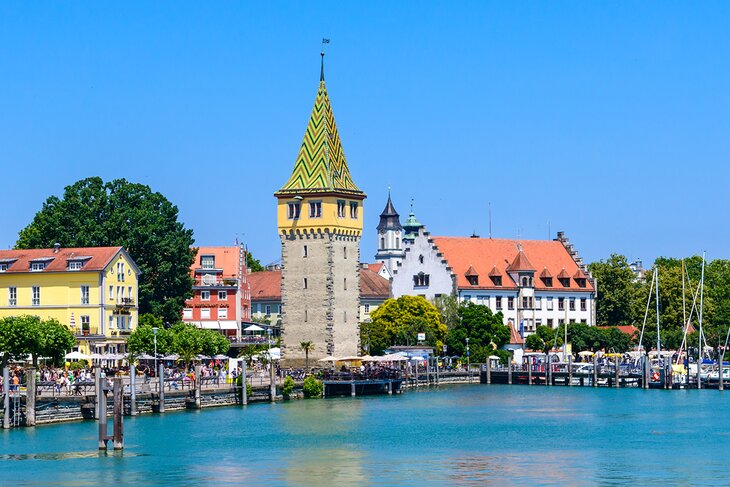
[1,385,729,486]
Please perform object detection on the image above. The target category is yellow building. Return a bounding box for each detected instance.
[0,245,140,355]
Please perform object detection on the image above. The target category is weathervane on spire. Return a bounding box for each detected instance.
[321,38,330,81]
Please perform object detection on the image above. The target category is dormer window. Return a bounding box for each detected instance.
[68,261,84,271]
[31,262,47,272]
[467,275,478,286]
[559,277,570,287]
[201,255,215,269]
[491,276,502,286]
[0,264,7,272]
[543,277,553,287]
[576,278,586,288]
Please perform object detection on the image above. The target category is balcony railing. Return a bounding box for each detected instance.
[194,277,239,287]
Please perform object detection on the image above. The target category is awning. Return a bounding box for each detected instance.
[218,321,238,330]
[244,324,265,332]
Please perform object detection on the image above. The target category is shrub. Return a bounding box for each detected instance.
[69,360,89,371]
[282,376,295,398]
[235,376,253,397]
[302,376,323,398]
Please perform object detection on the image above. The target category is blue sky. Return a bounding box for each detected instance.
[1,2,728,267]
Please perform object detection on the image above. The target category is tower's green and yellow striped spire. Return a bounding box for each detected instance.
[276,52,363,196]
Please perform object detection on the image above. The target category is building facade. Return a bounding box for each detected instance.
[274,53,366,365]
[391,222,596,335]
[0,245,140,355]
[249,266,390,337]
[374,193,405,275]
[182,246,251,338]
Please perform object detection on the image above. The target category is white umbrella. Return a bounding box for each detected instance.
[410,356,425,362]
[382,353,409,362]
[337,356,362,362]
[318,356,338,363]
[578,351,594,357]
[244,324,265,332]
[64,351,90,360]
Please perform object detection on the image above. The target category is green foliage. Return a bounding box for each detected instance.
[366,296,447,354]
[246,252,264,272]
[282,375,295,397]
[588,254,640,327]
[525,325,563,354]
[432,294,460,330]
[299,341,315,369]
[15,177,196,323]
[69,360,89,371]
[127,321,229,363]
[0,315,76,367]
[445,302,510,362]
[302,376,323,398]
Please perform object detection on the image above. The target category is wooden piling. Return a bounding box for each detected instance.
[269,362,276,402]
[527,361,532,385]
[351,383,356,397]
[614,358,620,388]
[387,380,392,395]
[592,354,598,387]
[129,365,137,416]
[26,368,36,426]
[547,355,552,387]
[642,356,649,389]
[3,367,10,429]
[240,359,248,406]
[486,359,491,384]
[94,368,101,419]
[194,365,202,409]
[507,361,512,385]
[113,378,123,450]
[158,363,165,413]
[98,374,108,450]
[568,354,573,387]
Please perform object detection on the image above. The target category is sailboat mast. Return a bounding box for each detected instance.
[698,251,706,389]
[656,267,661,356]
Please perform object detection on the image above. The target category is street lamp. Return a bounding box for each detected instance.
[466,337,471,383]
[152,327,158,377]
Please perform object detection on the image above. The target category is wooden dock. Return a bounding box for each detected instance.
[323,379,403,397]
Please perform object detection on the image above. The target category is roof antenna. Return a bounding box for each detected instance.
[321,38,330,81]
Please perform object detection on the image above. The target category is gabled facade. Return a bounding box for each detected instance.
[375,192,404,274]
[182,246,251,339]
[0,245,140,355]
[274,52,366,365]
[391,221,597,336]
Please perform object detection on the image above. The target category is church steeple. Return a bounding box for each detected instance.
[377,190,402,231]
[276,51,363,197]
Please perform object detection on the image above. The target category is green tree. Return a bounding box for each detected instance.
[432,294,460,331]
[16,177,196,323]
[126,323,173,357]
[246,251,264,272]
[170,323,203,365]
[40,318,77,366]
[368,296,447,352]
[282,375,295,398]
[302,375,323,398]
[200,329,230,357]
[445,302,510,362]
[360,318,390,355]
[299,341,315,370]
[0,316,75,367]
[588,254,640,327]
[525,325,563,354]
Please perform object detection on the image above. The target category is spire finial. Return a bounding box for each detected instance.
[410,197,414,214]
[320,38,330,82]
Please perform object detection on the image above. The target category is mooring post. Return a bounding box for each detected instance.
[3,367,10,429]
[240,359,248,406]
[129,364,137,416]
[269,361,276,403]
[547,354,552,387]
[387,380,392,395]
[194,365,202,409]
[615,358,620,388]
[26,368,36,426]
[94,368,101,419]
[507,358,513,385]
[527,359,532,385]
[592,354,598,387]
[486,359,491,384]
[98,373,108,450]
[643,356,649,389]
[719,361,724,391]
[113,378,123,450]
[158,363,165,413]
[435,357,440,385]
[568,354,573,387]
[351,382,356,397]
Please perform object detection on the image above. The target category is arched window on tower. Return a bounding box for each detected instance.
[396,237,400,249]
[380,237,385,249]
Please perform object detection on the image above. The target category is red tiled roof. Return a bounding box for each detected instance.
[0,246,124,273]
[430,237,594,292]
[360,268,391,299]
[507,250,536,272]
[539,267,553,278]
[249,270,282,301]
[598,325,639,337]
[249,268,391,301]
[557,268,571,280]
[190,246,242,278]
[573,269,586,279]
[366,262,385,274]
[509,322,525,345]
[465,265,478,277]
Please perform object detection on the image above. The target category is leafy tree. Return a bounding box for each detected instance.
[432,294,459,331]
[16,177,196,323]
[41,318,77,366]
[299,341,315,370]
[525,325,563,354]
[368,296,447,352]
[126,323,173,357]
[588,254,640,327]
[282,375,295,398]
[200,329,230,357]
[246,252,264,272]
[360,318,390,356]
[170,323,203,365]
[0,316,75,367]
[445,302,510,362]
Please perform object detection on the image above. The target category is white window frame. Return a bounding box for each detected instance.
[31,262,45,272]
[546,297,554,311]
[68,261,83,271]
[218,307,228,319]
[32,286,40,306]
[183,308,193,319]
[218,290,227,301]
[535,297,542,310]
[0,263,7,272]
[364,303,370,314]
[309,201,322,218]
[201,308,211,320]
[8,287,17,306]
[349,201,358,219]
[201,255,215,269]
[81,285,90,305]
[201,290,210,301]
[265,305,271,315]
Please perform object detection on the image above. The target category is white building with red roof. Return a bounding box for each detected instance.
[391,219,596,335]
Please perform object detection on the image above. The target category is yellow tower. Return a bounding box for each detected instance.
[274,52,366,364]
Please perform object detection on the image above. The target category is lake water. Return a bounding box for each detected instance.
[1,384,729,486]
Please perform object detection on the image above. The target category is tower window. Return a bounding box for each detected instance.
[380,237,385,249]
[349,202,358,219]
[337,200,346,218]
[344,277,347,290]
[303,245,308,258]
[344,310,347,322]
[343,246,347,259]
[303,278,308,289]
[396,237,400,249]
[413,272,430,287]
[304,309,308,322]
[288,202,301,219]
[418,255,424,264]
[309,201,322,218]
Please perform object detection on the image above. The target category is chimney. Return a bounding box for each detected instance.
[54,243,61,253]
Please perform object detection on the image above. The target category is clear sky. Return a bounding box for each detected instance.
[1,2,728,267]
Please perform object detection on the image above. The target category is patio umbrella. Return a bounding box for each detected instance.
[318,356,338,362]
[337,356,362,362]
[163,354,179,361]
[64,351,90,360]
[137,353,155,360]
[244,324,265,332]
[359,355,376,361]
[382,353,408,362]
[578,351,594,357]
[213,354,229,360]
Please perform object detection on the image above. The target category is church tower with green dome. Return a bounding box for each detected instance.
[274,52,366,365]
